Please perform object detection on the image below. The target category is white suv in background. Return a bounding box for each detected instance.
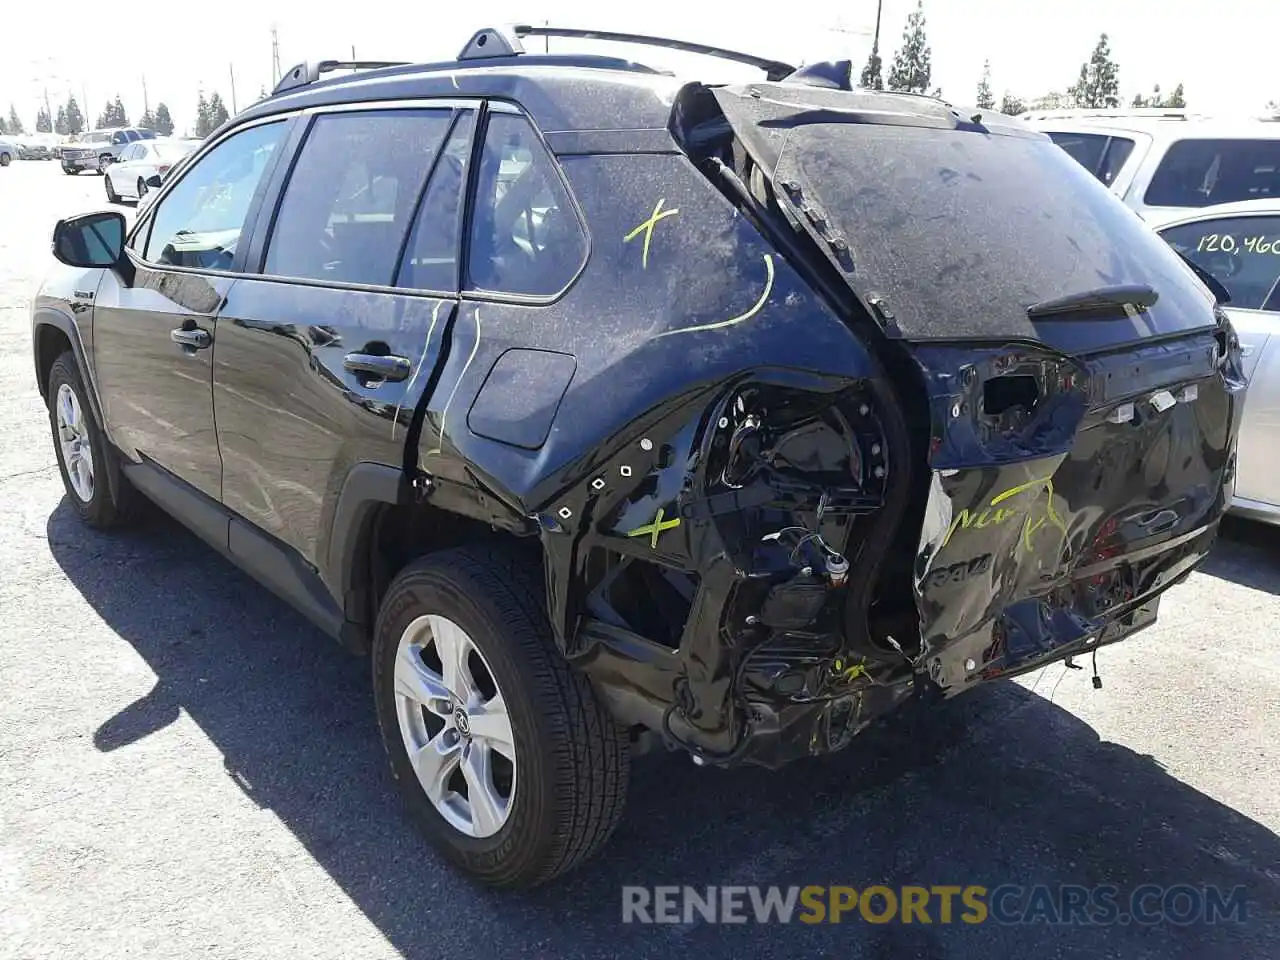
[1022,109,1280,221]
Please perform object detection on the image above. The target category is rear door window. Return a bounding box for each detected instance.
[1159,215,1280,310]
[466,111,587,297]
[1145,138,1280,207]
[263,108,453,287]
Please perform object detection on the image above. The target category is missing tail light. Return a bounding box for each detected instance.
[982,374,1040,426]
[157,164,171,176]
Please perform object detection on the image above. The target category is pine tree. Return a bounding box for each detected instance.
[64,95,84,135]
[1071,34,1120,109]
[887,1,932,95]
[1000,92,1026,116]
[7,105,25,136]
[112,95,129,126]
[860,45,884,91]
[55,105,68,135]
[36,107,52,133]
[154,103,174,136]
[207,92,229,130]
[976,60,995,110]
[194,92,210,137]
[138,108,156,130]
[97,101,114,128]
[1166,83,1186,108]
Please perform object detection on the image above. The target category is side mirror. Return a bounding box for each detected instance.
[145,174,163,189]
[52,211,127,268]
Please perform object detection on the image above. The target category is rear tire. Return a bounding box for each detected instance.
[0,152,10,167]
[46,352,141,529]
[63,166,77,175]
[372,543,629,888]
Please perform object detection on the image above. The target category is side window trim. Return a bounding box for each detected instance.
[126,113,298,276]
[459,100,591,306]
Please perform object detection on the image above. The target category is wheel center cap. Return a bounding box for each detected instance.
[453,707,471,737]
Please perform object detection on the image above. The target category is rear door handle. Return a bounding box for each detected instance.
[343,353,412,383]
[170,326,212,349]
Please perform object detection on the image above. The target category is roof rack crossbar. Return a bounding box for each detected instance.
[272,59,411,96]
[510,24,795,81]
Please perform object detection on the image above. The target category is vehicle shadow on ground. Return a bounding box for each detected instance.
[1199,517,1280,595]
[48,502,1280,960]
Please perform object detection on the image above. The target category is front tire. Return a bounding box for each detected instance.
[0,152,10,167]
[136,177,147,200]
[104,174,119,203]
[372,544,630,888]
[46,352,140,529]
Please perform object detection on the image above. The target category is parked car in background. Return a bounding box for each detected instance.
[17,134,59,160]
[0,135,17,166]
[1149,198,1280,524]
[104,138,201,203]
[1023,109,1280,221]
[61,127,157,174]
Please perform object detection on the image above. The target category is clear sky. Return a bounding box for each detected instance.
[3,0,1275,135]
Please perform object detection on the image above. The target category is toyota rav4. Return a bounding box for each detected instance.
[31,26,1245,888]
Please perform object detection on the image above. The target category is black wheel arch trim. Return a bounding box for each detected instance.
[323,461,412,636]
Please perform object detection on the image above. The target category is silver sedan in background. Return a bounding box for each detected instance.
[1152,198,1280,524]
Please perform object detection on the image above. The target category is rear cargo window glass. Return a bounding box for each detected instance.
[774,123,1213,341]
[1145,138,1280,207]
[396,111,475,293]
[1159,216,1280,310]
[466,112,586,297]
[264,109,452,287]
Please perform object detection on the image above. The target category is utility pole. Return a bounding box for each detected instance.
[871,0,884,60]
[229,64,238,114]
[44,87,52,128]
[142,74,149,115]
[271,26,282,86]
[351,45,357,60]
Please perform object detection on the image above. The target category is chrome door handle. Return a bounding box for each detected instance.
[343,352,411,383]
[170,326,211,349]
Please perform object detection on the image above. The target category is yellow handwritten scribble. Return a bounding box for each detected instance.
[655,253,775,339]
[625,505,681,549]
[425,307,481,458]
[942,475,1069,556]
[623,197,680,269]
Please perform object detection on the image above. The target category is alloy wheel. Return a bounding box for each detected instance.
[392,614,516,838]
[55,383,94,503]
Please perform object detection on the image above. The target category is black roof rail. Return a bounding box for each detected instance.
[505,24,795,81]
[272,59,411,96]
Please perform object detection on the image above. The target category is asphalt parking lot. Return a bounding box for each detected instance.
[1,157,1277,959]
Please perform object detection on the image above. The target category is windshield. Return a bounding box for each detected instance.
[1145,138,1280,207]
[772,122,1215,343]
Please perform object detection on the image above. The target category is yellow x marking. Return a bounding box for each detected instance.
[626,506,681,549]
[623,198,680,269]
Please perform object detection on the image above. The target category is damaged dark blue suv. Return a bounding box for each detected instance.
[31,25,1245,887]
